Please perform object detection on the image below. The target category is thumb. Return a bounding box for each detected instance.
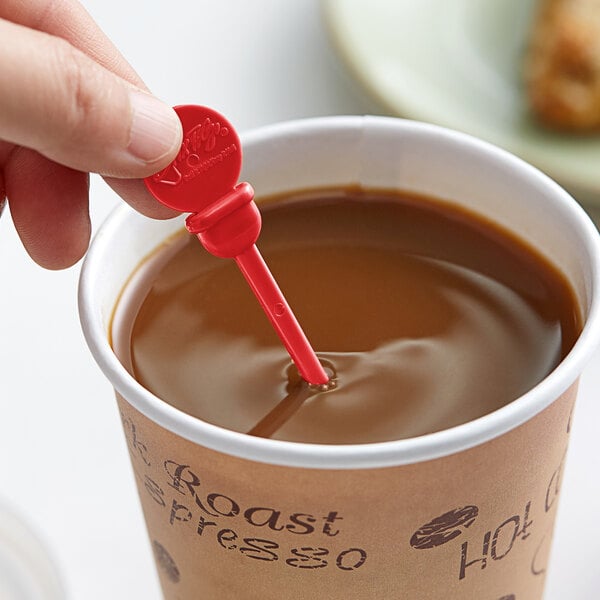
[0,18,182,178]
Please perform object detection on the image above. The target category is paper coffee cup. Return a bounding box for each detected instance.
[79,116,600,599]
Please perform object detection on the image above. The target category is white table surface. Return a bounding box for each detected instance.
[0,1,599,598]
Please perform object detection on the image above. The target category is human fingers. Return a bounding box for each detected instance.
[104,177,179,220]
[0,18,182,179]
[1,0,181,218]
[5,148,90,269]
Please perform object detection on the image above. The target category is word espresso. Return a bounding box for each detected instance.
[141,458,368,573]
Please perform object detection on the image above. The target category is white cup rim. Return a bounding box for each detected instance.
[79,115,600,470]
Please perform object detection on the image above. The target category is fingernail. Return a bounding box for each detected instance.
[128,90,181,163]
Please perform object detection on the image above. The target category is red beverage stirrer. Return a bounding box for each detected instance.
[144,105,329,386]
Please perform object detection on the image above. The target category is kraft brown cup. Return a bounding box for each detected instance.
[79,116,600,599]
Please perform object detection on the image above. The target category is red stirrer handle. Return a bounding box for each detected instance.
[235,246,327,385]
[145,105,329,385]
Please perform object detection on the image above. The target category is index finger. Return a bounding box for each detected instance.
[0,0,179,219]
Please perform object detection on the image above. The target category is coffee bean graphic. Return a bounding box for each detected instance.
[152,540,180,583]
[410,505,479,549]
[499,595,516,600]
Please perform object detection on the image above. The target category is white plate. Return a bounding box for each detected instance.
[324,0,600,203]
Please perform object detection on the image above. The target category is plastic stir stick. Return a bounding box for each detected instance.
[144,105,329,386]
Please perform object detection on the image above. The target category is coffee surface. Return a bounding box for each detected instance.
[127,188,580,444]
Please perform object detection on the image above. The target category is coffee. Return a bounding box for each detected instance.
[121,187,580,444]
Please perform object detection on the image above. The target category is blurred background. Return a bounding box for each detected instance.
[1,0,599,598]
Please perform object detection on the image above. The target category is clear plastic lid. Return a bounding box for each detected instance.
[0,500,65,599]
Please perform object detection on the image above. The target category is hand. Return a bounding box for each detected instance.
[0,0,183,269]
